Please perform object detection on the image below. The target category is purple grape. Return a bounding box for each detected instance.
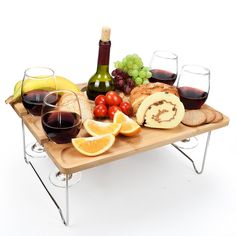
[116,69,123,75]
[115,75,123,81]
[114,81,119,89]
[117,79,125,89]
[126,78,135,88]
[115,78,125,90]
[112,69,123,77]
[112,69,117,77]
[123,84,132,95]
[121,72,129,79]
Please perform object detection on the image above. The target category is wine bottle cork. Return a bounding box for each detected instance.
[101,26,111,42]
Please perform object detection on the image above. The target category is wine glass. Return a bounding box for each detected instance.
[21,67,56,158]
[149,50,178,85]
[174,64,210,149]
[42,90,82,187]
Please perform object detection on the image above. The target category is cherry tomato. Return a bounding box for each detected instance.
[95,95,106,106]
[93,104,107,118]
[108,106,122,120]
[119,102,133,116]
[105,91,122,106]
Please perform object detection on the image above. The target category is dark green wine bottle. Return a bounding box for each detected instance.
[87,27,114,100]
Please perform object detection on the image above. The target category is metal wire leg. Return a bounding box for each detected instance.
[66,174,69,226]
[21,119,70,226]
[28,161,69,226]
[172,131,211,174]
[21,119,29,164]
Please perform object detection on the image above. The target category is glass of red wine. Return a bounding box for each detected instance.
[21,67,56,158]
[149,50,178,85]
[42,90,82,187]
[175,64,210,149]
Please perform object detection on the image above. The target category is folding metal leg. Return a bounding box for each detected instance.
[21,118,70,226]
[172,132,211,174]
[21,119,29,164]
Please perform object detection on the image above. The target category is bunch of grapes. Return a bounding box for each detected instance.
[112,69,135,95]
[114,54,152,85]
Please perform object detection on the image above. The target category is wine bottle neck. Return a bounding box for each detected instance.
[97,40,111,66]
[96,64,109,73]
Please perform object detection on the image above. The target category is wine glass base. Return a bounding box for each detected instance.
[49,169,82,188]
[173,137,198,149]
[25,142,47,158]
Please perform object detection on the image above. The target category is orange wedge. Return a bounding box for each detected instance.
[113,111,141,136]
[72,134,115,157]
[84,119,121,136]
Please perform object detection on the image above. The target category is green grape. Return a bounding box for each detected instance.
[114,61,122,69]
[127,61,133,69]
[128,70,133,76]
[114,54,152,85]
[126,55,132,61]
[123,66,128,72]
[132,70,139,78]
[135,77,142,85]
[143,79,149,84]
[122,58,127,65]
[135,61,143,69]
[146,71,152,78]
[143,66,149,72]
[139,70,146,79]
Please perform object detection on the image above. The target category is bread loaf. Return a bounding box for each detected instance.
[58,92,93,122]
[129,82,178,113]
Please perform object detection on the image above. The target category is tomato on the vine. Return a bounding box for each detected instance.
[93,104,107,118]
[108,106,121,120]
[105,91,122,106]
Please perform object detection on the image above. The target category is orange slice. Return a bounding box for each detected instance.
[84,119,121,136]
[72,134,115,157]
[113,111,141,136]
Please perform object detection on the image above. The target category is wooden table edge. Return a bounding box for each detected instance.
[44,115,229,174]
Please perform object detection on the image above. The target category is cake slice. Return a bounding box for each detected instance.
[136,92,185,129]
[129,82,178,114]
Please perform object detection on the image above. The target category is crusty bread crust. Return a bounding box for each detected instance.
[58,92,93,122]
[129,82,178,113]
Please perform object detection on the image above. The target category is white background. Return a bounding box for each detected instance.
[0,0,235,235]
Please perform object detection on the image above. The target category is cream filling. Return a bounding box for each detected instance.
[144,100,177,125]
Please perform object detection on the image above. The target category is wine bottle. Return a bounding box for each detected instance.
[86,27,114,100]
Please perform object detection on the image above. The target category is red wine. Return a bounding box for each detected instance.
[149,69,177,85]
[178,86,208,109]
[22,90,49,116]
[86,27,114,100]
[87,81,113,100]
[42,111,81,144]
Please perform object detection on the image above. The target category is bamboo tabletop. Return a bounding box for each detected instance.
[8,84,230,174]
